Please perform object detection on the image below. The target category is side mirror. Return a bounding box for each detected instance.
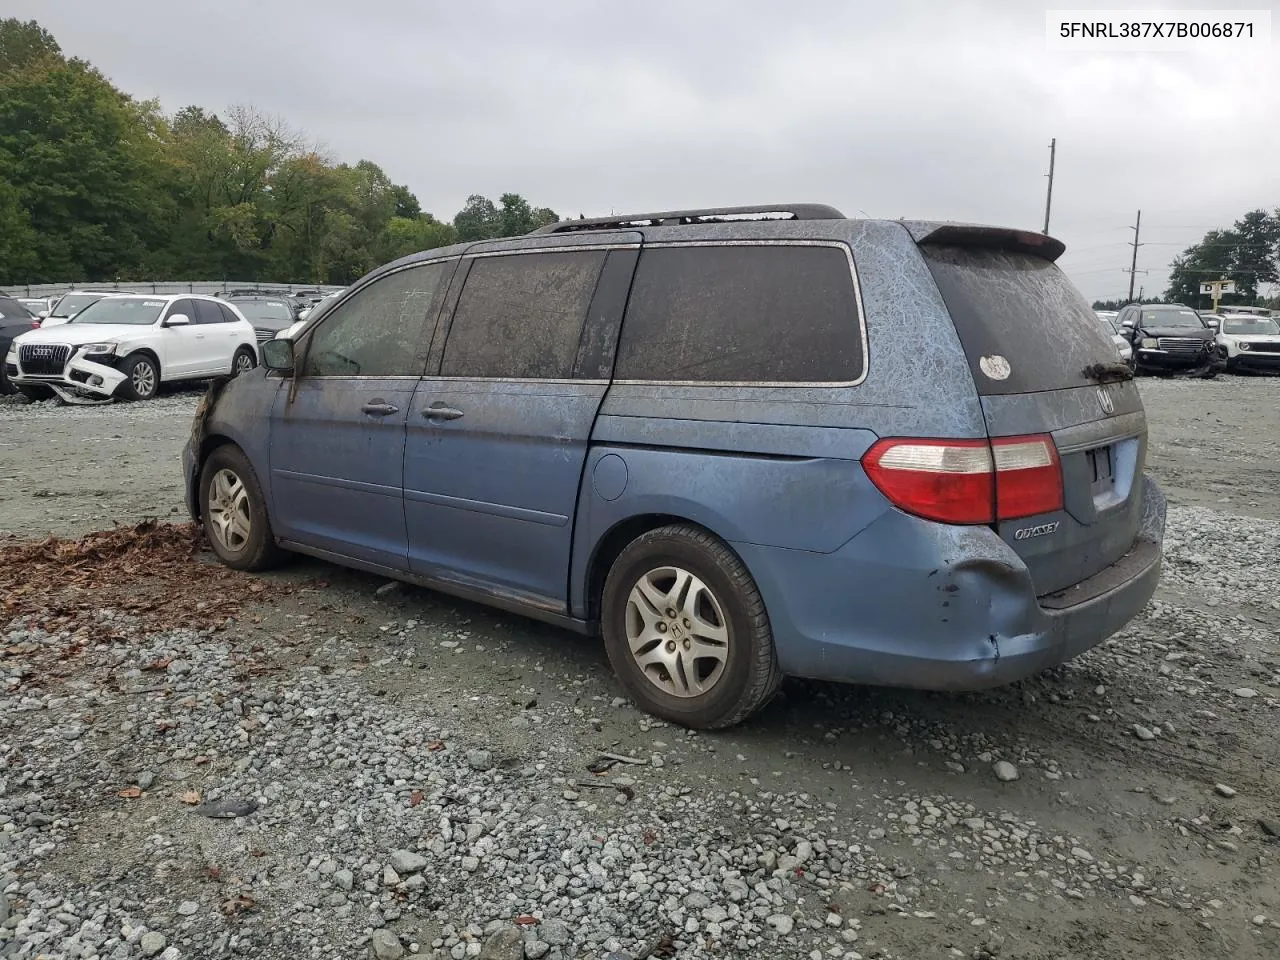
[1120,319,1134,329]
[37,309,49,319]
[1205,318,1220,330]
[261,338,295,373]
[164,313,191,327]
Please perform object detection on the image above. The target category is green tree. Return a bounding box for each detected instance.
[0,18,61,77]
[1229,209,1280,301]
[453,194,500,241]
[0,57,169,282]
[1165,229,1238,307]
[379,214,458,262]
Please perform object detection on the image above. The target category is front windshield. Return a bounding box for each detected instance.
[1223,318,1280,336]
[68,298,167,325]
[231,300,294,328]
[1140,307,1204,329]
[51,293,105,317]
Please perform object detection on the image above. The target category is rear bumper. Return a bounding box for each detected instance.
[734,474,1166,691]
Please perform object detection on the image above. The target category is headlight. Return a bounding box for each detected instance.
[80,342,119,356]
[1141,338,1158,349]
[1239,341,1251,351]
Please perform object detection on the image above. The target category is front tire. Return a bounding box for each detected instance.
[601,524,781,729]
[119,353,159,401]
[198,445,286,571]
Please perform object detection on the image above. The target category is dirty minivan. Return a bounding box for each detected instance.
[183,204,1165,729]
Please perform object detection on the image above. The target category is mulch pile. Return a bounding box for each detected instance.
[0,520,278,639]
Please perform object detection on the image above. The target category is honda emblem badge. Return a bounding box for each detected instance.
[1097,386,1114,416]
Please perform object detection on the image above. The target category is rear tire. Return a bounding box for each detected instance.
[601,524,781,730]
[119,353,159,401]
[199,445,287,571]
[231,347,256,377]
[16,383,54,401]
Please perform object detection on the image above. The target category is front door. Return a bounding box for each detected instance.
[269,259,456,570]
[404,238,639,611]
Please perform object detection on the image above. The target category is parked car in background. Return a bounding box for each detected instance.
[1116,303,1222,377]
[1096,311,1133,364]
[17,297,53,319]
[0,296,40,394]
[39,291,135,327]
[7,294,258,403]
[1214,313,1280,372]
[296,290,343,321]
[225,295,300,346]
[184,205,1165,729]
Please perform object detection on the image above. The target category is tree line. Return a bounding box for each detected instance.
[1091,208,1280,311]
[0,19,563,287]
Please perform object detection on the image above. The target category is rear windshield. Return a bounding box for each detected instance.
[921,245,1122,396]
[231,299,294,324]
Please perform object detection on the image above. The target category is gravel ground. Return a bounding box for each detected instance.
[1,377,1279,960]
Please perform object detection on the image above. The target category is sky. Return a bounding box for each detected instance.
[10,0,1279,303]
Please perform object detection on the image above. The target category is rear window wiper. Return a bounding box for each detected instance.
[1081,362,1133,384]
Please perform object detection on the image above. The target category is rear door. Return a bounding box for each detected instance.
[268,260,454,570]
[920,235,1146,595]
[191,299,237,374]
[159,298,206,377]
[404,236,640,612]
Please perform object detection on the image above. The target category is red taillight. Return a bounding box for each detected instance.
[991,434,1063,519]
[862,434,1063,525]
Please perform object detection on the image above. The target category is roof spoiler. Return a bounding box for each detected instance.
[904,222,1067,262]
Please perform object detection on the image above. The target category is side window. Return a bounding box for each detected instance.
[192,300,225,324]
[165,299,196,322]
[218,302,242,324]
[440,250,606,379]
[303,261,450,377]
[614,244,864,383]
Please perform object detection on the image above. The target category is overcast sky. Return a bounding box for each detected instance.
[11,0,1279,302]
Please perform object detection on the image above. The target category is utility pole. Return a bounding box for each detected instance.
[1042,138,1056,235]
[1126,210,1143,302]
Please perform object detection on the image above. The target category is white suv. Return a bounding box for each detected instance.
[1213,313,1280,373]
[6,294,259,403]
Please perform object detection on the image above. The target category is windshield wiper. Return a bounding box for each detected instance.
[1081,361,1134,384]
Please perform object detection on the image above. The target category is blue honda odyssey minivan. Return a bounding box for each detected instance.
[183,205,1165,728]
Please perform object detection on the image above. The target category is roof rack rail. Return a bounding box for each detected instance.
[531,203,846,235]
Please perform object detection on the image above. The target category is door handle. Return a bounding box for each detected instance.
[423,402,464,421]
[361,401,400,417]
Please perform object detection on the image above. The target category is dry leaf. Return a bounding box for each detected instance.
[514,915,538,926]
[427,740,445,752]
[180,790,202,805]
[220,894,256,916]
[409,790,424,807]
[117,786,142,798]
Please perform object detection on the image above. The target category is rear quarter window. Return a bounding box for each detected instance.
[614,243,864,383]
[921,245,1121,396]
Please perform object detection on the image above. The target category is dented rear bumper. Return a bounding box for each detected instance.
[732,474,1166,691]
